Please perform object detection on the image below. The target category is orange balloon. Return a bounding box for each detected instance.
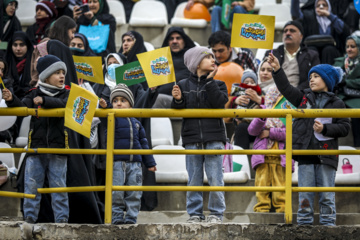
[184,3,211,22]
[214,62,244,95]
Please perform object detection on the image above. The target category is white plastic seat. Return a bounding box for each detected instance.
[108,0,126,25]
[17,0,37,26]
[255,42,283,61]
[15,116,31,148]
[129,1,168,27]
[144,41,155,51]
[151,118,174,147]
[253,0,277,11]
[0,143,15,169]
[259,4,292,30]
[153,145,188,183]
[335,146,360,185]
[170,2,207,28]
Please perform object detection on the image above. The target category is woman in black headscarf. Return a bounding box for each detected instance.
[0,0,21,43]
[73,0,116,59]
[119,31,147,63]
[5,31,33,99]
[26,1,58,45]
[69,33,97,57]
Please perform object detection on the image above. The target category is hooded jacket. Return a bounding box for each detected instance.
[273,68,350,169]
[171,73,228,146]
[159,27,195,95]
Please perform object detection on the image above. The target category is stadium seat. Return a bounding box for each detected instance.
[255,42,283,62]
[259,4,292,30]
[129,1,168,27]
[17,0,37,26]
[144,41,155,51]
[253,0,277,12]
[0,142,15,169]
[335,146,360,185]
[15,116,31,148]
[170,2,208,28]
[108,0,126,25]
[151,118,174,147]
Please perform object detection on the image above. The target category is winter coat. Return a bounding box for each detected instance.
[265,44,320,90]
[6,87,70,149]
[171,73,228,146]
[108,117,156,168]
[248,116,294,171]
[273,68,350,169]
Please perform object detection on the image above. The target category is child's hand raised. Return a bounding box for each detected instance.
[148,166,157,172]
[99,98,107,108]
[172,85,182,100]
[207,65,218,79]
[268,53,280,72]
[2,89,12,101]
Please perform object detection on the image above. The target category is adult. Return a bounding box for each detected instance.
[73,0,116,59]
[118,31,147,89]
[30,15,78,87]
[69,33,97,57]
[5,31,33,99]
[291,0,350,64]
[158,27,195,96]
[265,21,320,90]
[0,0,21,43]
[209,0,254,33]
[26,1,58,45]
[334,35,360,148]
[208,30,258,73]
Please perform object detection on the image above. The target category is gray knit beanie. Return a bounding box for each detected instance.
[110,83,134,107]
[241,69,258,84]
[184,46,214,75]
[37,55,67,82]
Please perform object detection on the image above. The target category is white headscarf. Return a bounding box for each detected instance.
[257,58,276,94]
[315,0,332,34]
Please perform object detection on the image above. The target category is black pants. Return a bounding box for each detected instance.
[351,118,360,147]
[233,121,256,149]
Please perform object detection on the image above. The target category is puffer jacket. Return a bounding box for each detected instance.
[248,115,294,171]
[6,87,69,150]
[107,117,156,168]
[273,68,350,169]
[171,73,228,146]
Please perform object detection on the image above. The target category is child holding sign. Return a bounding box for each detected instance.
[268,53,350,225]
[172,46,228,223]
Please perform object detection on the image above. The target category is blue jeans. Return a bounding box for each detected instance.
[24,154,69,223]
[297,164,336,226]
[112,161,142,224]
[211,5,248,32]
[185,141,226,219]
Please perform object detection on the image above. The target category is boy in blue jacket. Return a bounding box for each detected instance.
[103,84,156,225]
[171,46,228,223]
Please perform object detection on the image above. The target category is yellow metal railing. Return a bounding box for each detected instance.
[1,108,360,224]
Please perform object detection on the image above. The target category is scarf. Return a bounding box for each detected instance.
[38,81,64,96]
[16,58,26,75]
[264,86,284,149]
[2,0,17,25]
[315,0,332,34]
[35,17,52,43]
[344,35,360,76]
[257,58,276,94]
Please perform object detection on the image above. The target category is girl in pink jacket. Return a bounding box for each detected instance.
[247,86,294,213]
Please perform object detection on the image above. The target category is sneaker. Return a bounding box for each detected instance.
[206,215,222,223]
[113,220,124,225]
[124,221,136,224]
[24,217,35,224]
[57,219,68,223]
[187,216,202,223]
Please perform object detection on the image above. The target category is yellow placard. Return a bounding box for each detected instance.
[231,14,275,50]
[65,83,98,138]
[72,55,104,84]
[136,47,175,88]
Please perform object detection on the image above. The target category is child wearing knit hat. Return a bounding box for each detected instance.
[103,83,157,225]
[172,46,228,223]
[2,55,70,224]
[268,53,350,226]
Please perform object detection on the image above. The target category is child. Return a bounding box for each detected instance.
[2,55,70,223]
[103,83,157,225]
[248,86,294,213]
[268,53,350,226]
[171,46,228,223]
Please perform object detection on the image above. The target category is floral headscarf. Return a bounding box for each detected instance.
[344,35,360,75]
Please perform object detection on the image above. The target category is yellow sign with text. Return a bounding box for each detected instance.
[65,84,98,138]
[73,55,104,84]
[136,47,175,88]
[231,14,275,49]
